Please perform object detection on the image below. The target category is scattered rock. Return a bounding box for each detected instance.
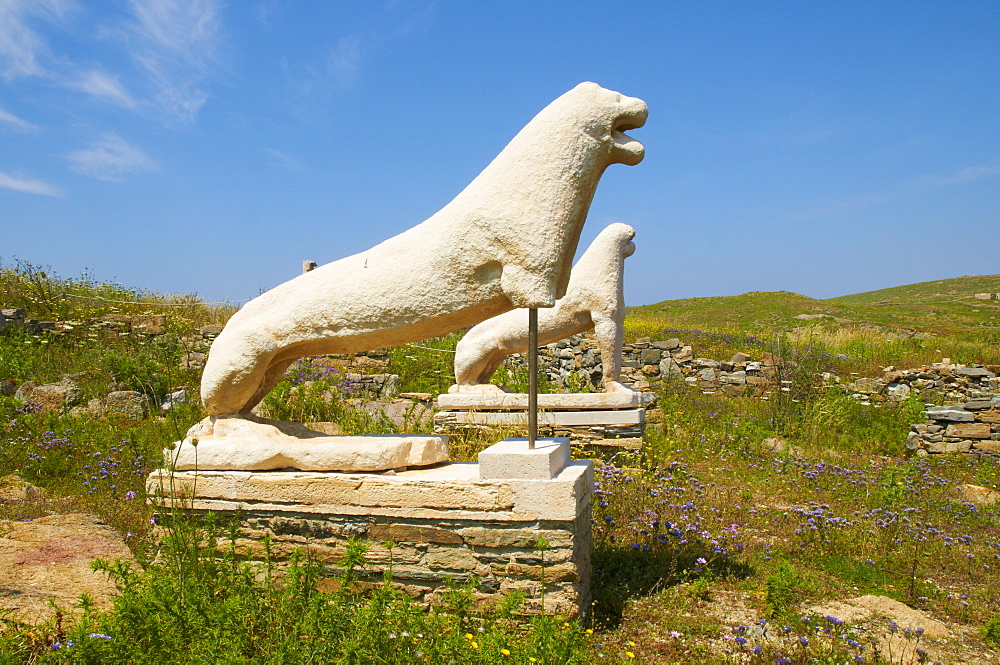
[0,475,45,503]
[179,351,208,370]
[199,323,225,338]
[14,379,81,412]
[105,391,149,419]
[0,513,133,625]
[956,483,1000,506]
[160,389,189,411]
[808,595,948,665]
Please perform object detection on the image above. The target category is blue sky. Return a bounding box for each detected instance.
[2,1,998,307]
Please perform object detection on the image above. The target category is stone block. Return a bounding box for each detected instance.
[168,432,449,472]
[946,423,991,439]
[442,409,645,427]
[437,391,650,410]
[368,524,463,545]
[977,410,1000,423]
[479,438,570,480]
[925,408,974,422]
[972,441,1000,452]
[639,348,661,365]
[424,547,480,572]
[460,527,574,549]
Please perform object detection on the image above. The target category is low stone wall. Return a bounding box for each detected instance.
[148,461,593,616]
[906,397,1000,456]
[837,362,999,405]
[505,333,782,395]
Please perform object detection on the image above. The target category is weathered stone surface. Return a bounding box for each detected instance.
[442,408,644,427]
[493,561,579,582]
[0,475,45,503]
[956,483,1000,505]
[179,351,207,370]
[0,514,133,625]
[438,391,651,410]
[885,382,911,400]
[972,441,1000,452]
[0,380,15,396]
[169,433,449,472]
[956,367,995,379]
[925,407,974,422]
[977,410,1000,423]
[105,390,149,419]
[945,422,991,439]
[425,547,480,571]
[460,527,573,549]
[368,524,463,545]
[160,389,190,411]
[15,379,81,411]
[199,324,224,339]
[808,595,948,638]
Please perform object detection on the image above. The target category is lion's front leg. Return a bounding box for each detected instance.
[594,313,637,394]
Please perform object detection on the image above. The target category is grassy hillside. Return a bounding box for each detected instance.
[630,275,1000,333]
[828,274,1000,306]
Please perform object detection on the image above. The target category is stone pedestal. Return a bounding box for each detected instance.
[147,446,593,616]
[435,393,649,453]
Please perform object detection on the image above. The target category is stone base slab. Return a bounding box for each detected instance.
[167,434,449,472]
[438,391,652,410]
[147,461,594,615]
[436,408,644,427]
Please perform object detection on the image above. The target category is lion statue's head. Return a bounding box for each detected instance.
[559,82,648,166]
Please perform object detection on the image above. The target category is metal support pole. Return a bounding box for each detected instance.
[528,308,538,449]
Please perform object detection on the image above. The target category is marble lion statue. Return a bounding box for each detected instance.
[449,222,637,395]
[198,82,646,427]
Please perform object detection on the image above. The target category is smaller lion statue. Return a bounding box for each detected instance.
[449,222,637,395]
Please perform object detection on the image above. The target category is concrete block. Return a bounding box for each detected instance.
[479,438,570,480]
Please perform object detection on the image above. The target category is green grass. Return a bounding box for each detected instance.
[3,262,1000,663]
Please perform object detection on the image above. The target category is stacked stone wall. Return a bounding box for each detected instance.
[907,397,1000,457]
[223,511,589,615]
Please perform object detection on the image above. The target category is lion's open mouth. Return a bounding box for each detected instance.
[611,102,648,164]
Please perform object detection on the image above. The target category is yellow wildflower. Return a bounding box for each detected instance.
[500,648,511,656]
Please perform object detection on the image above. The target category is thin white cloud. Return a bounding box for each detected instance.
[0,171,62,196]
[70,69,137,108]
[64,132,156,182]
[791,161,1000,222]
[325,36,362,91]
[0,107,38,132]
[265,148,305,172]
[0,0,73,80]
[121,0,223,123]
[253,0,283,28]
[922,163,1000,188]
[286,2,435,116]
